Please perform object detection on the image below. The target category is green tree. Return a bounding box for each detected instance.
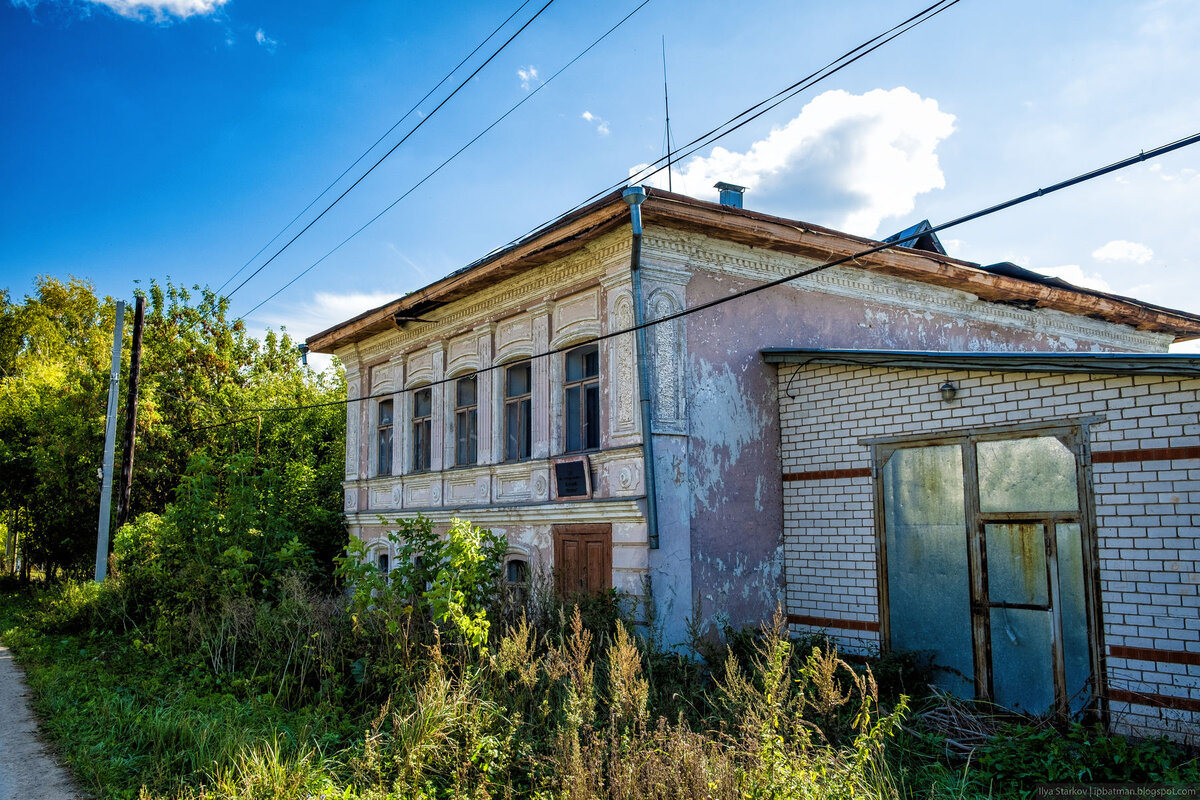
[0,276,346,584]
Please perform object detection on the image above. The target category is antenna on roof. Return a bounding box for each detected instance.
[662,35,674,192]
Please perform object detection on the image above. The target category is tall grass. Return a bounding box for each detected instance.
[5,576,1197,800]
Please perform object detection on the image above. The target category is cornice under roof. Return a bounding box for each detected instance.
[306,188,1200,353]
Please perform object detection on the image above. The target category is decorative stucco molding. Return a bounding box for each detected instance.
[643,231,1170,352]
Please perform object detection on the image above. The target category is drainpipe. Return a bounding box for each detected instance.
[622,186,659,550]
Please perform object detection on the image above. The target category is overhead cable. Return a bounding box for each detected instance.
[214,0,536,296]
[212,131,1200,419]
[234,0,654,324]
[223,0,560,302]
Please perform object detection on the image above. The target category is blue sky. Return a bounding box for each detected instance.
[3,0,1199,356]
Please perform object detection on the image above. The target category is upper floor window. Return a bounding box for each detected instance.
[455,376,478,466]
[412,386,432,472]
[504,362,532,461]
[376,399,394,475]
[564,344,599,452]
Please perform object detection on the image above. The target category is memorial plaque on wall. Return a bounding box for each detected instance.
[554,457,591,499]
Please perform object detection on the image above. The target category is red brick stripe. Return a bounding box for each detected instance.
[1108,688,1200,714]
[1109,645,1200,667]
[783,467,872,482]
[787,613,880,633]
[1093,446,1200,464]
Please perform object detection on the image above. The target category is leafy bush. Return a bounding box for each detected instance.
[975,720,1200,786]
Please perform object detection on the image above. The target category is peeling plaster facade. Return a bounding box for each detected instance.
[311,189,1196,651]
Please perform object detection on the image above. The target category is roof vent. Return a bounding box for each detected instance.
[714,181,746,209]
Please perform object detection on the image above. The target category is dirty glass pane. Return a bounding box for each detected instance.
[565,386,582,451]
[506,363,530,397]
[413,387,432,418]
[1056,523,1092,715]
[456,376,476,408]
[990,607,1055,714]
[984,523,1048,606]
[566,344,598,382]
[883,445,973,697]
[977,436,1078,512]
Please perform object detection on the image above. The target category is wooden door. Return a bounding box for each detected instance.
[553,524,612,597]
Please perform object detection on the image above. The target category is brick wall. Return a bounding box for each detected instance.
[777,362,1200,742]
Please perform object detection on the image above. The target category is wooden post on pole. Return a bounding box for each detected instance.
[94,301,125,583]
[116,295,145,530]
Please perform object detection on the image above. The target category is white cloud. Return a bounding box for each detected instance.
[255,27,277,52]
[81,0,228,20]
[248,290,401,364]
[1148,163,1199,183]
[1035,264,1114,293]
[630,87,955,237]
[581,110,609,136]
[1092,239,1154,264]
[517,66,539,91]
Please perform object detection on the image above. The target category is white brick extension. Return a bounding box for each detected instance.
[777,362,1200,743]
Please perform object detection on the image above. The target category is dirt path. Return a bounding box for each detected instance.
[0,644,81,800]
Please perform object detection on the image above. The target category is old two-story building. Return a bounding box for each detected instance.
[307,185,1200,740]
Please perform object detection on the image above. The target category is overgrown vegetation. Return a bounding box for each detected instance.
[0,277,346,584]
[3,543,1197,800]
[2,277,1196,799]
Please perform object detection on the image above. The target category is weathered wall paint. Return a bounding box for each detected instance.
[653,229,1169,637]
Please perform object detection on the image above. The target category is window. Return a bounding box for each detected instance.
[376,552,390,582]
[376,399,394,475]
[504,362,532,461]
[412,387,432,472]
[876,426,1094,718]
[455,376,478,466]
[505,557,530,607]
[563,344,599,452]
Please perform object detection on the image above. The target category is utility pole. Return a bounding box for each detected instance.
[662,35,674,192]
[116,295,145,530]
[94,301,125,582]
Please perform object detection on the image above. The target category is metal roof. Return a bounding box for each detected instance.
[761,348,1200,376]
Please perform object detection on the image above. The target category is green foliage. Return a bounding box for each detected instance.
[339,515,506,651]
[0,276,346,584]
[974,720,1199,787]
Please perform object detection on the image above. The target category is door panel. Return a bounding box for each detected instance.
[984,523,1049,607]
[882,445,974,696]
[553,525,612,597]
[990,606,1056,713]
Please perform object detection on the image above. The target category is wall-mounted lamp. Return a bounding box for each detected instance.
[939,381,958,403]
[298,343,310,366]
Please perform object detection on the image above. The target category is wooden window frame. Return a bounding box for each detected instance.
[454,375,478,467]
[376,399,394,476]
[503,362,532,462]
[411,386,433,473]
[563,344,600,453]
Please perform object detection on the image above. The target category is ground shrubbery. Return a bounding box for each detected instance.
[2,507,1198,799]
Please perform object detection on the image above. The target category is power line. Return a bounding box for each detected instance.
[234,0,953,323]
[214,0,536,296]
[223,0,560,302]
[225,131,1200,416]
[470,0,962,268]
[234,0,655,324]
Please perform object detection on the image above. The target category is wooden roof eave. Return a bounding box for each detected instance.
[306,194,630,353]
[642,192,1200,341]
[306,189,1200,354]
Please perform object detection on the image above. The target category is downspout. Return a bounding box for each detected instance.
[622,186,660,549]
